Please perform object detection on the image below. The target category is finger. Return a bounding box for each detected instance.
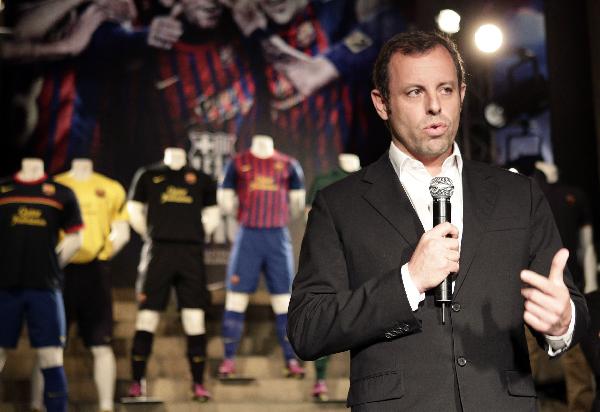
[431,222,459,238]
[521,287,562,314]
[520,270,557,296]
[548,248,569,284]
[170,3,184,17]
[157,29,182,42]
[442,237,460,251]
[523,297,561,326]
[523,310,551,333]
[446,250,460,262]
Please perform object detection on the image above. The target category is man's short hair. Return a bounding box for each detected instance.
[372,31,465,103]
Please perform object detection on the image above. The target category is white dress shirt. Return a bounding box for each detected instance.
[388,141,574,354]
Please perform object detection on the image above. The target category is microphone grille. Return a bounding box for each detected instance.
[429,177,454,199]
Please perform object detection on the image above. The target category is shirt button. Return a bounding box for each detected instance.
[402,324,410,332]
[451,303,461,312]
[385,332,393,339]
[457,357,467,367]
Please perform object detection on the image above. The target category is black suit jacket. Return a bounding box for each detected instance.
[288,154,589,411]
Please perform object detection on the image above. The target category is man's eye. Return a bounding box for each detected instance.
[407,89,421,97]
[441,87,453,95]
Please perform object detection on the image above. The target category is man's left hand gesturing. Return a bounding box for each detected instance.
[521,248,572,336]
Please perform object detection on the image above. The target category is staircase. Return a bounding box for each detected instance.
[0,288,350,411]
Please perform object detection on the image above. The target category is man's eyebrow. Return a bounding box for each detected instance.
[401,80,458,90]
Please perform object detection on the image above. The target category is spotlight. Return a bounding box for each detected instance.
[475,23,503,53]
[436,9,461,34]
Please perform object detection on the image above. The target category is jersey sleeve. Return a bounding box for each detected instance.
[111,181,129,222]
[288,159,305,190]
[220,159,237,189]
[61,187,84,233]
[128,168,148,203]
[202,173,218,207]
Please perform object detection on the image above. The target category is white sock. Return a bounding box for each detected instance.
[30,358,45,411]
[91,345,116,411]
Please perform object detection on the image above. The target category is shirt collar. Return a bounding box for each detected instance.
[388,141,463,178]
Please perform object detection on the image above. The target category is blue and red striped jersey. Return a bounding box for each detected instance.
[263,0,406,177]
[221,150,304,228]
[155,34,258,149]
[30,22,147,174]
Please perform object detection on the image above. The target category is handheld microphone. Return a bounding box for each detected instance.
[429,177,454,324]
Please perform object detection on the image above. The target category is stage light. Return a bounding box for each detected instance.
[475,24,503,53]
[436,9,461,34]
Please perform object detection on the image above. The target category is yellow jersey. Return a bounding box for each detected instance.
[55,172,127,263]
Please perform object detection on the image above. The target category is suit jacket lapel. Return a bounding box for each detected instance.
[454,161,497,297]
[361,155,424,249]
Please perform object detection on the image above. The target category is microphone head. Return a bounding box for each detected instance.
[429,177,454,199]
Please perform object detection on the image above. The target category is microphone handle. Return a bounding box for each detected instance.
[433,197,452,304]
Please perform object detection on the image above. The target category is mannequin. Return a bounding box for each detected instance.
[30,158,130,412]
[125,147,219,401]
[217,134,306,379]
[218,135,306,217]
[338,153,361,173]
[128,148,220,237]
[304,152,361,400]
[1,157,83,412]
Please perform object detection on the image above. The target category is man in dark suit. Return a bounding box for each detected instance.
[288,31,589,411]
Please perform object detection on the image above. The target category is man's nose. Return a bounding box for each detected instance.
[426,94,441,115]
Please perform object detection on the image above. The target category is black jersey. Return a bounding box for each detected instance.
[0,175,83,289]
[129,164,217,243]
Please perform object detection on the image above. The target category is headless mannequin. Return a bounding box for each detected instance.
[218,135,306,217]
[2,158,81,412]
[70,158,131,254]
[218,135,305,374]
[32,158,129,412]
[338,153,361,173]
[126,148,219,395]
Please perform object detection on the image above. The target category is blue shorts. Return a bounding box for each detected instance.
[0,289,67,348]
[226,227,294,294]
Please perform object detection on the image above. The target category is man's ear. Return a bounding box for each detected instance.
[459,82,466,108]
[371,89,390,121]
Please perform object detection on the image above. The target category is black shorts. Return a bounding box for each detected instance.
[137,241,210,311]
[63,260,113,346]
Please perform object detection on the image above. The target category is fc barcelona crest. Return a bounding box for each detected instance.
[185,172,197,185]
[42,183,56,196]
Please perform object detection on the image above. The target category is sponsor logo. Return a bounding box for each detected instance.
[12,206,47,227]
[152,175,166,184]
[249,176,278,192]
[42,183,56,196]
[161,186,193,204]
[0,185,13,193]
